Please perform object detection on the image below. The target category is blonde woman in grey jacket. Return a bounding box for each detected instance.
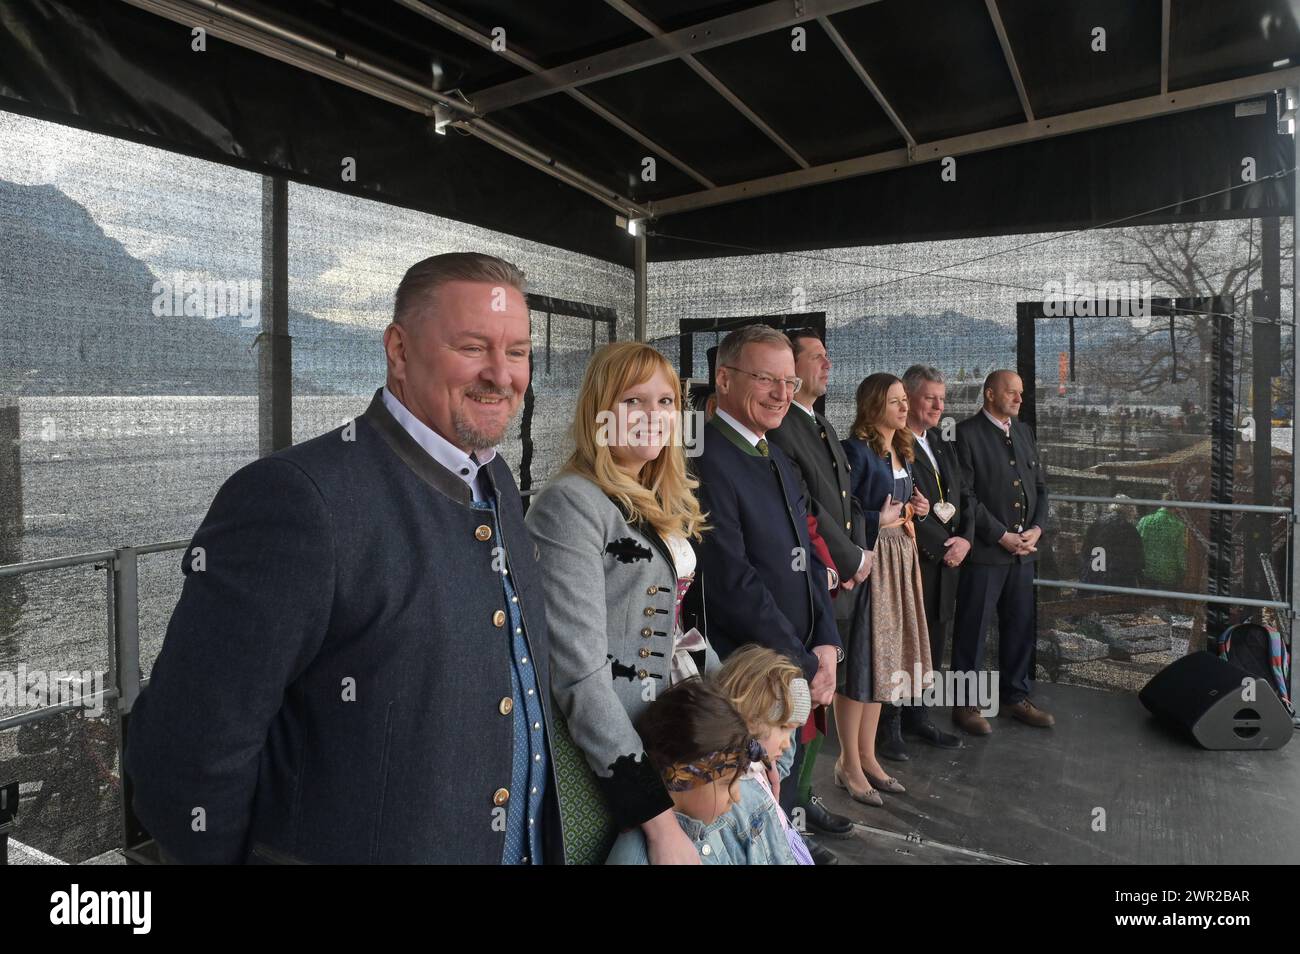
[526,341,715,865]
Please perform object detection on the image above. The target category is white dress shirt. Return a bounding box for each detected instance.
[982,407,1012,437]
[748,401,858,585]
[381,386,496,503]
[911,427,940,473]
[714,407,765,447]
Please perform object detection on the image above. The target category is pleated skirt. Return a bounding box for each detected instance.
[840,524,935,703]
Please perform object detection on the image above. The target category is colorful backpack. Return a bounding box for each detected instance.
[1215,621,1294,718]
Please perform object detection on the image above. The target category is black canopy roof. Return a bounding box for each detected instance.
[3,0,1299,265]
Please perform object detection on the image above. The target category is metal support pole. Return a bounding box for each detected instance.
[259,176,292,455]
[1248,218,1281,603]
[113,548,142,717]
[0,782,16,867]
[0,399,22,625]
[112,546,149,852]
[634,226,648,343]
[1207,310,1236,641]
[1291,105,1299,695]
[1015,303,1037,432]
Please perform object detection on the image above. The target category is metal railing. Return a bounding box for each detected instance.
[0,541,186,733]
[1034,579,1290,610]
[1039,494,1295,613]
[1053,493,1292,516]
[1,490,1294,733]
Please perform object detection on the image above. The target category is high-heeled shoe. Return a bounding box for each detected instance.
[833,761,884,807]
[863,770,906,794]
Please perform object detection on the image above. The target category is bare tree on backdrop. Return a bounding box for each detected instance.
[1095,219,1294,401]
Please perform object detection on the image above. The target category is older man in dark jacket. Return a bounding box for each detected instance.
[693,324,843,864]
[952,369,1054,735]
[899,365,968,753]
[126,253,560,864]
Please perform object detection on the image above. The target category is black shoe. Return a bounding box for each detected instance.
[801,793,855,839]
[803,833,841,866]
[877,705,911,762]
[902,712,963,749]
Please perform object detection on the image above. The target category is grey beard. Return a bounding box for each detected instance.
[453,400,515,452]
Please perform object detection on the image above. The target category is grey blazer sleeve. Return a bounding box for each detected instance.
[525,480,672,829]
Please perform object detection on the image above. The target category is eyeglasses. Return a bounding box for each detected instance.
[722,365,802,393]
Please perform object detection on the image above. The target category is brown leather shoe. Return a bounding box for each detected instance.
[952,705,992,736]
[1004,699,1055,727]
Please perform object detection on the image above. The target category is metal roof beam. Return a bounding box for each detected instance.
[648,65,1300,217]
[468,0,885,115]
[116,0,651,217]
[119,0,476,115]
[390,0,716,188]
[818,15,915,148]
[985,0,1034,121]
[601,0,809,169]
[679,56,810,169]
[1161,0,1171,95]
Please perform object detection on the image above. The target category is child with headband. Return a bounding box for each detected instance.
[605,677,757,865]
[714,645,816,865]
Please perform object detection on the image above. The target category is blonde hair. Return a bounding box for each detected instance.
[565,341,708,541]
[713,645,804,729]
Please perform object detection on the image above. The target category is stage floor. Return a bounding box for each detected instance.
[811,681,1300,865]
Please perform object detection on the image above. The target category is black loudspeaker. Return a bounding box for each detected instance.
[1139,651,1293,750]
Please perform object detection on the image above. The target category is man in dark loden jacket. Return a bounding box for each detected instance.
[951,369,1055,736]
[692,324,843,865]
[126,253,561,864]
[766,328,865,843]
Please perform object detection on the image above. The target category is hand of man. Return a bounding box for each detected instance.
[942,535,971,567]
[841,548,873,591]
[643,809,702,865]
[910,488,930,517]
[810,645,838,706]
[999,531,1025,554]
[1012,525,1041,555]
[880,493,903,525]
[855,548,873,584]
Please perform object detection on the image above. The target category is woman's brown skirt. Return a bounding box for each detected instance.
[841,524,935,703]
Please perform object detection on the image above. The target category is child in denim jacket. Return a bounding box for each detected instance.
[605,678,756,865]
[714,646,815,865]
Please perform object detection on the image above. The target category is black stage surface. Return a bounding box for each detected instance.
[811,682,1300,865]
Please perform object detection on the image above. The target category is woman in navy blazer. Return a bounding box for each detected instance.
[838,373,934,806]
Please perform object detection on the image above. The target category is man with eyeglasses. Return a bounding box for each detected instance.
[691,324,844,865]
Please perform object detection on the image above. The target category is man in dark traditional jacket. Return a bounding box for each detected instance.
[693,324,843,864]
[127,253,561,863]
